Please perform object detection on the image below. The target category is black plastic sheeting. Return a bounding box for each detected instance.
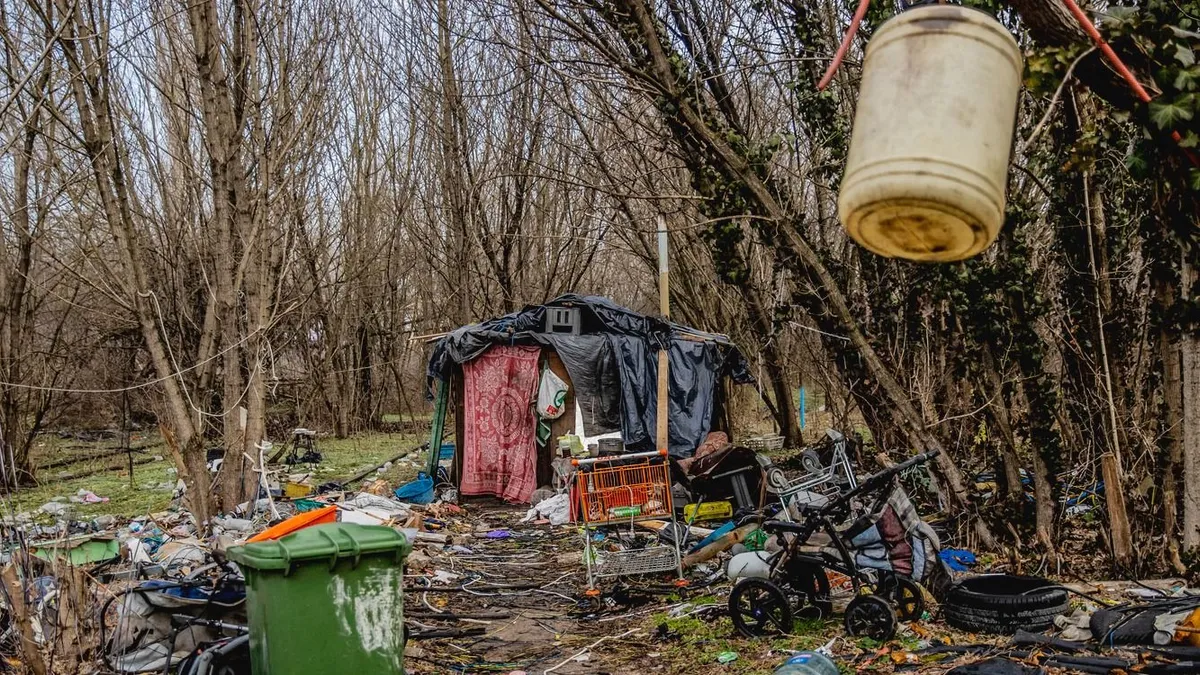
[427,294,753,457]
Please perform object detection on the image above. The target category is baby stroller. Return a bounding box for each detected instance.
[100,564,247,673]
[728,450,946,641]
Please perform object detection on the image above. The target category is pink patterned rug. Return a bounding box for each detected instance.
[460,345,540,503]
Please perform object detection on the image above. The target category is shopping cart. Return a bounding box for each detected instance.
[574,449,684,594]
[764,429,858,520]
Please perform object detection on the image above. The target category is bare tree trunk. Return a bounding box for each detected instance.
[52,0,208,517]
[980,345,1025,503]
[603,0,996,548]
[1181,256,1200,553]
[0,61,45,485]
[437,0,472,326]
[1158,273,1188,571]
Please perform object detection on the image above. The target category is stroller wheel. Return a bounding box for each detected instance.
[892,578,924,622]
[845,594,897,642]
[728,578,793,638]
[799,449,823,475]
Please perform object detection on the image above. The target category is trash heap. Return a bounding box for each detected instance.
[2,427,1199,674]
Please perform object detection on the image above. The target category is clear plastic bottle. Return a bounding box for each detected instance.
[773,651,839,675]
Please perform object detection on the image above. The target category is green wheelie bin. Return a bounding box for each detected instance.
[227,522,411,674]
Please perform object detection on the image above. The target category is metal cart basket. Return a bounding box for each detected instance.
[574,449,683,592]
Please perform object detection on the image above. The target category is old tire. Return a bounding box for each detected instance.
[943,574,1068,634]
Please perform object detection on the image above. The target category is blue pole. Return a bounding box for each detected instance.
[798,387,806,430]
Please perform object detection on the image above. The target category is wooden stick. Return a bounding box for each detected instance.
[403,582,540,593]
[39,443,161,471]
[339,441,429,486]
[406,610,513,620]
[2,564,47,675]
[656,218,671,453]
[681,523,758,568]
[52,455,155,481]
[636,519,715,538]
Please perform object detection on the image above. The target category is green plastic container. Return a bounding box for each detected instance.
[227,523,411,674]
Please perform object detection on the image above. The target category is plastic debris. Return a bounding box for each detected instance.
[39,501,71,516]
[394,472,435,504]
[717,651,738,664]
[70,489,109,504]
[939,547,977,572]
[519,492,571,526]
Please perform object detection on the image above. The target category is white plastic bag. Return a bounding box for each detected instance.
[520,492,572,525]
[537,369,568,419]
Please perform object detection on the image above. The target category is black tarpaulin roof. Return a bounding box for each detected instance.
[427,294,753,457]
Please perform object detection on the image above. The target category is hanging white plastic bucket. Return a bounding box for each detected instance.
[838,6,1022,262]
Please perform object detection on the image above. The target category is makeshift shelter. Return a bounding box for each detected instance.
[425,294,753,503]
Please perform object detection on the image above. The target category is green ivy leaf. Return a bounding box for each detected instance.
[1181,131,1200,148]
[1190,168,1200,191]
[1149,100,1194,128]
[1175,67,1199,91]
[1175,42,1197,67]
[1125,152,1149,178]
[1170,25,1200,40]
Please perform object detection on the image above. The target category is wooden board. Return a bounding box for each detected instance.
[543,351,576,485]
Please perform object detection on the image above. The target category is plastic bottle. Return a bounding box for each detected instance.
[773,651,839,675]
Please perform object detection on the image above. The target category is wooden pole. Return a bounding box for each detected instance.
[656,216,670,453]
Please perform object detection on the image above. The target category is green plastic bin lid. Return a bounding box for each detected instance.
[227,523,411,572]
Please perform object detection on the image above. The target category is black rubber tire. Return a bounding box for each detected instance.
[845,594,897,641]
[944,602,1065,634]
[943,574,1069,635]
[945,574,1068,612]
[729,578,793,637]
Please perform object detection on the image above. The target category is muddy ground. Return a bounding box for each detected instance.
[400,505,1187,675]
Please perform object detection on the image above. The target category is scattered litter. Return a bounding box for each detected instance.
[716,650,738,664]
[213,516,254,532]
[431,569,460,584]
[126,539,152,563]
[485,529,511,539]
[519,492,571,525]
[939,547,977,572]
[71,488,109,504]
[39,501,71,515]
